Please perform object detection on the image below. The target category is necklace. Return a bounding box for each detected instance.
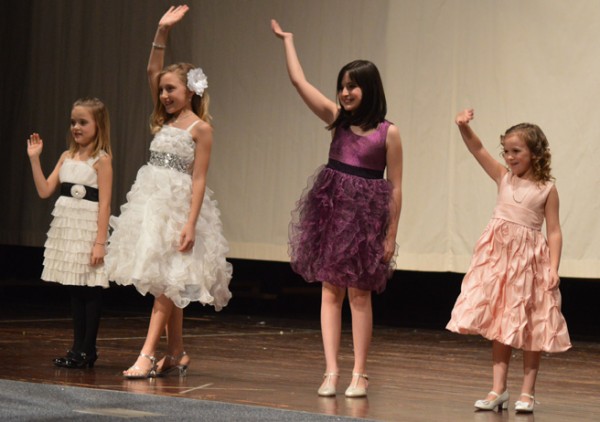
[511,175,529,203]
[172,110,191,125]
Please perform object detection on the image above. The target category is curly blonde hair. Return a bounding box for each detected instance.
[149,63,211,134]
[500,123,553,183]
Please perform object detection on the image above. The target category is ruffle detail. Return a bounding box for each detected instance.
[289,166,395,293]
[446,219,571,353]
[42,196,108,288]
[105,164,232,310]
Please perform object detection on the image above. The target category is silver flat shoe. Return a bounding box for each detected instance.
[344,373,368,398]
[317,372,338,397]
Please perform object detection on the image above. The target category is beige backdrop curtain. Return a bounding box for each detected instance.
[2,0,599,278]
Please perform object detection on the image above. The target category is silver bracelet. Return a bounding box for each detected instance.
[152,42,166,49]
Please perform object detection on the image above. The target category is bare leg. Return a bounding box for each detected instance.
[484,340,512,400]
[347,287,372,391]
[519,350,541,403]
[123,294,174,376]
[319,282,345,390]
[156,305,190,371]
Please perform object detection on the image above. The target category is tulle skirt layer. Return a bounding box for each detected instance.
[42,196,108,288]
[446,218,571,352]
[105,165,232,310]
[289,166,395,293]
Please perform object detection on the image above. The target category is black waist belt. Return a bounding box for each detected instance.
[60,183,99,202]
[326,159,384,179]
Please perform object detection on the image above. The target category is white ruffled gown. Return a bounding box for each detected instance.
[105,123,232,310]
[43,153,109,288]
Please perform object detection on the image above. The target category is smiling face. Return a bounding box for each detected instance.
[338,72,363,113]
[70,106,97,147]
[502,133,534,178]
[159,71,193,116]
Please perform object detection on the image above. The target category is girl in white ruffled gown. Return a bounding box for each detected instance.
[105,5,232,378]
[27,97,113,369]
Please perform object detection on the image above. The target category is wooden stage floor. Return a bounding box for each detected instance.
[0,310,598,421]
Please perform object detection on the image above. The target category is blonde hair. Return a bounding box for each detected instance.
[68,97,112,157]
[501,123,553,183]
[149,62,211,134]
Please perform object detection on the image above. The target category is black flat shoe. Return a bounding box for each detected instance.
[63,350,98,369]
[53,350,78,367]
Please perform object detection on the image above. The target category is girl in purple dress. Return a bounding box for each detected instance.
[272,20,403,398]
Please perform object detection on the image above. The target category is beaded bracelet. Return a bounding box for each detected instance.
[152,42,166,49]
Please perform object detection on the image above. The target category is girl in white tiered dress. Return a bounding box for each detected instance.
[105,5,232,379]
[27,98,113,369]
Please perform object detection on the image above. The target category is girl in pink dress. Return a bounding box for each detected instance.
[447,109,571,414]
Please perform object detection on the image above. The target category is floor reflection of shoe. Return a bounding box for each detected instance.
[474,390,509,411]
[317,372,338,397]
[344,373,368,398]
[156,351,189,377]
[123,353,157,379]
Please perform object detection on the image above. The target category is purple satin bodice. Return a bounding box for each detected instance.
[328,121,390,171]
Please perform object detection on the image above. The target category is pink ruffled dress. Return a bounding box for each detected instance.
[447,172,571,352]
[289,121,395,293]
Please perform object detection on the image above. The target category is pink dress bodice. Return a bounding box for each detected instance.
[492,172,553,230]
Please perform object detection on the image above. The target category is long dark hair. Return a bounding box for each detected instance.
[327,60,387,131]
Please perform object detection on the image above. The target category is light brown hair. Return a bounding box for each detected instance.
[68,97,112,157]
[501,123,553,183]
[149,62,211,134]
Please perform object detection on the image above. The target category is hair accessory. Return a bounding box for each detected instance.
[187,68,208,96]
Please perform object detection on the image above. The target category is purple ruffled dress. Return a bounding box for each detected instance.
[289,121,395,293]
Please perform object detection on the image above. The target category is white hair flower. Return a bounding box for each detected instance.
[187,68,208,96]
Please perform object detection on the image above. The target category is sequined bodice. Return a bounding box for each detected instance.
[148,125,195,174]
[492,172,553,230]
[328,121,390,171]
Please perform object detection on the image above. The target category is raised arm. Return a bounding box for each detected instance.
[148,5,190,104]
[271,19,338,125]
[384,125,403,262]
[27,133,64,198]
[455,109,506,184]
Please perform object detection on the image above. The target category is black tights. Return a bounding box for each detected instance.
[67,286,103,355]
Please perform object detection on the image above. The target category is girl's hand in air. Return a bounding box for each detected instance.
[27,133,44,158]
[455,108,474,126]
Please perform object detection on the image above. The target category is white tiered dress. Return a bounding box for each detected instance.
[105,123,232,310]
[42,153,109,288]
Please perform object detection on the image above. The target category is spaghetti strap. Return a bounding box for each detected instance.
[185,120,201,132]
[87,151,107,166]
